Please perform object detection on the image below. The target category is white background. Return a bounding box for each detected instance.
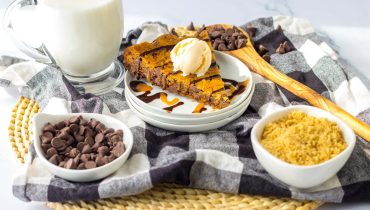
[0,0,369,209]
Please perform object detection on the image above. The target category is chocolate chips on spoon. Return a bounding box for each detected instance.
[39,116,125,170]
[208,26,248,51]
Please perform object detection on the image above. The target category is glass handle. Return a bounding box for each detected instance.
[3,0,51,63]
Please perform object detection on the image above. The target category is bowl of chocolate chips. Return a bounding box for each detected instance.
[33,113,133,182]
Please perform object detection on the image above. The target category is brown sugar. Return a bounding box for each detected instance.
[260,111,347,166]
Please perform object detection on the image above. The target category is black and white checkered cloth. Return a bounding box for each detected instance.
[1,16,370,203]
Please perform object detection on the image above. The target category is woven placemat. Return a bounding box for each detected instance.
[8,97,323,209]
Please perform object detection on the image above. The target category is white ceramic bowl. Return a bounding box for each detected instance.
[124,51,254,117]
[33,113,134,182]
[126,83,255,125]
[251,105,356,189]
[125,88,252,132]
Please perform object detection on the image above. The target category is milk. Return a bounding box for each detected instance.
[37,0,123,76]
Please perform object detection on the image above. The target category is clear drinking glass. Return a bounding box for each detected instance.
[3,0,124,94]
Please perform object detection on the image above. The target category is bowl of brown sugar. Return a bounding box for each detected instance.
[251,105,355,189]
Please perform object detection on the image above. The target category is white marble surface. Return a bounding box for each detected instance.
[0,0,369,209]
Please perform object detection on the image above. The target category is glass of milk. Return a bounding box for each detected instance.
[4,0,124,94]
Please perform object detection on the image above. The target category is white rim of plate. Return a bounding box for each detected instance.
[125,89,251,132]
[125,84,254,125]
[124,51,254,118]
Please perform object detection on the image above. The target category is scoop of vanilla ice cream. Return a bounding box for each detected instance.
[170,38,212,77]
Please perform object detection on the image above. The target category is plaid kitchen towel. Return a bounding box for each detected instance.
[1,16,370,203]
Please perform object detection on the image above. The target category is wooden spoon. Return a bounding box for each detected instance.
[205,24,370,143]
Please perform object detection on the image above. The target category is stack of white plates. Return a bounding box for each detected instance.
[124,51,255,132]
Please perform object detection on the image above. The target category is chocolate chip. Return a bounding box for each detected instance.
[218,43,228,51]
[51,138,67,151]
[42,123,55,133]
[77,163,85,170]
[95,123,106,133]
[91,142,101,153]
[227,42,236,50]
[69,124,79,134]
[40,135,52,144]
[79,118,88,126]
[226,28,235,36]
[85,127,94,137]
[49,154,59,165]
[81,154,90,162]
[103,128,114,135]
[95,133,104,143]
[43,131,54,138]
[64,120,70,127]
[96,156,107,167]
[90,153,97,161]
[90,118,99,129]
[81,144,92,154]
[85,136,95,147]
[170,28,178,36]
[282,41,291,52]
[77,125,85,136]
[85,161,97,169]
[74,133,85,142]
[41,143,52,152]
[262,54,271,63]
[69,116,81,124]
[67,148,79,158]
[187,21,195,31]
[276,43,286,54]
[212,41,219,50]
[59,146,71,155]
[73,154,81,165]
[237,39,246,49]
[55,121,66,130]
[112,141,125,158]
[277,25,282,31]
[65,158,77,169]
[97,146,109,156]
[77,142,86,152]
[46,147,57,158]
[57,131,69,140]
[58,161,66,168]
[110,135,122,143]
[59,126,70,134]
[66,135,74,146]
[258,44,268,55]
[209,30,222,39]
[108,154,116,162]
[246,25,257,37]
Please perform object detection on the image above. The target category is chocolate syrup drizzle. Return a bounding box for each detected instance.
[192,103,207,113]
[130,81,185,112]
[137,91,162,103]
[129,76,248,113]
[139,45,175,57]
[163,102,185,112]
[222,78,248,100]
[129,81,150,92]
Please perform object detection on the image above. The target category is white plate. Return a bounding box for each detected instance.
[125,89,251,132]
[124,51,254,118]
[125,84,254,125]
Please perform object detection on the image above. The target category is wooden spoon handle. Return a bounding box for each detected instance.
[227,47,370,143]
